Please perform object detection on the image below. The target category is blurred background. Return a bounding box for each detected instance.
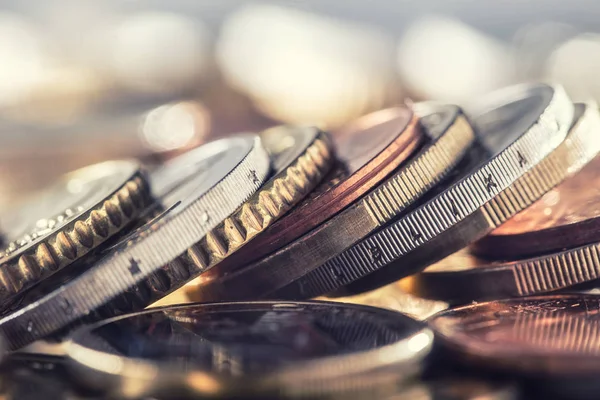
[1,0,599,209]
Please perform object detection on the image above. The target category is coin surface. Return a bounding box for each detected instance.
[188,104,474,302]
[225,106,424,267]
[429,295,600,375]
[0,135,270,350]
[403,104,600,303]
[0,160,150,304]
[474,104,600,259]
[289,83,573,296]
[155,126,333,306]
[67,301,433,399]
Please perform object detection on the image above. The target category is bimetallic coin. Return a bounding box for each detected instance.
[331,83,572,295]
[404,104,600,303]
[429,295,600,375]
[155,126,333,307]
[0,135,270,350]
[0,161,150,304]
[190,104,474,302]
[474,103,600,259]
[224,106,424,268]
[66,301,433,399]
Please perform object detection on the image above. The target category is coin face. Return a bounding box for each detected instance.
[473,104,600,259]
[225,106,423,267]
[430,295,600,375]
[67,301,432,398]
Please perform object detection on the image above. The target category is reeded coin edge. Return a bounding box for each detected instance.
[0,170,150,302]
[183,130,333,271]
[315,85,573,294]
[0,136,271,350]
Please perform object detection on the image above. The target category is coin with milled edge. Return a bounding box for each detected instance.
[474,103,600,260]
[0,135,270,350]
[326,83,573,295]
[430,295,600,375]
[66,301,433,399]
[403,104,600,303]
[224,107,424,269]
[0,160,150,304]
[189,104,475,303]
[154,126,334,307]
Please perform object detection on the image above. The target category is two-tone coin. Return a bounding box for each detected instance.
[429,295,600,376]
[0,135,271,350]
[66,301,433,399]
[401,103,600,303]
[0,161,150,305]
[189,103,475,302]
[301,83,573,297]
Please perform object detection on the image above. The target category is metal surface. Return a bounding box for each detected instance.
[225,107,423,267]
[0,160,150,304]
[429,295,600,375]
[66,301,432,399]
[157,126,334,306]
[333,83,573,294]
[474,106,600,259]
[0,135,270,350]
[189,104,474,302]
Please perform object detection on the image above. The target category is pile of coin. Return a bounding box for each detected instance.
[2,82,600,398]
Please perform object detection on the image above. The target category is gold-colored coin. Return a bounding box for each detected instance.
[0,160,150,303]
[154,126,333,307]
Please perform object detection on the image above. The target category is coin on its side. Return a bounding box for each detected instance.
[189,104,473,302]
[154,126,334,307]
[66,301,433,399]
[0,160,150,304]
[474,103,600,260]
[223,106,425,268]
[334,83,573,295]
[403,104,600,303]
[429,295,600,375]
[0,135,270,350]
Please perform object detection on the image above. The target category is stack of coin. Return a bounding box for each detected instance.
[3,82,600,398]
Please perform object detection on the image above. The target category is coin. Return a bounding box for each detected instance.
[429,295,600,375]
[401,104,600,303]
[285,83,574,297]
[189,104,474,303]
[0,135,270,350]
[0,160,150,304]
[223,106,424,268]
[155,126,334,307]
[474,104,600,259]
[66,301,433,399]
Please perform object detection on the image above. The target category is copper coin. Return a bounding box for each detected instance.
[430,295,600,376]
[209,106,424,273]
[473,104,600,259]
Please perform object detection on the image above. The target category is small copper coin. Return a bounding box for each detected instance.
[430,295,600,376]
[208,106,424,274]
[473,107,600,259]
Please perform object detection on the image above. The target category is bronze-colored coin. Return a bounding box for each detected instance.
[205,106,424,277]
[429,295,600,376]
[474,105,600,260]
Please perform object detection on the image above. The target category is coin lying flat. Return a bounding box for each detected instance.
[0,135,270,350]
[402,104,600,303]
[429,295,600,375]
[327,83,573,295]
[154,126,333,307]
[223,106,424,268]
[0,160,150,304]
[66,301,433,399]
[474,103,600,260]
[189,104,474,303]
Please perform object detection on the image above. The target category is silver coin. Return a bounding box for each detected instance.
[66,301,432,399]
[0,135,270,350]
